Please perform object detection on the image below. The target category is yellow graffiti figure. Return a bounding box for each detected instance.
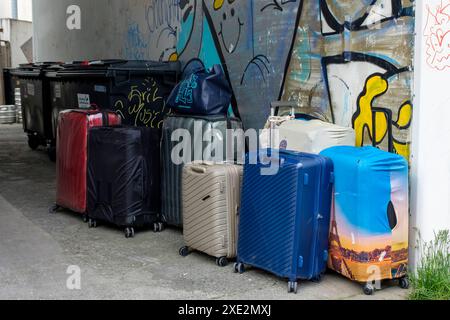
[393,101,413,159]
[353,74,389,146]
[352,74,412,160]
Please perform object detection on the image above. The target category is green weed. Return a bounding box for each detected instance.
[409,230,450,300]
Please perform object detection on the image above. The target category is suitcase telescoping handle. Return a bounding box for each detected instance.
[371,107,394,153]
[270,101,296,117]
[268,102,297,149]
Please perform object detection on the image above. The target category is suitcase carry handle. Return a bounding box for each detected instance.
[258,149,300,168]
[278,148,301,157]
[190,166,207,174]
[371,107,394,153]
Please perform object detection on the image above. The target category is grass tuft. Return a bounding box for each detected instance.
[409,230,450,300]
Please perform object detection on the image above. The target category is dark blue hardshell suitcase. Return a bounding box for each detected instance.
[235,149,334,293]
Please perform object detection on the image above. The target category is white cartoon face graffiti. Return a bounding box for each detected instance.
[213,0,244,54]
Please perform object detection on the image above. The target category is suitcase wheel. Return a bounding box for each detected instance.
[234,263,245,274]
[88,218,98,229]
[124,227,135,239]
[179,246,190,257]
[399,277,410,290]
[311,274,322,283]
[153,222,165,233]
[48,204,60,214]
[363,283,375,296]
[28,135,40,151]
[215,257,228,267]
[288,281,298,294]
[82,215,89,223]
[47,146,56,162]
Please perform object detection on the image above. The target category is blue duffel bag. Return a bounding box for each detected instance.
[167,62,232,116]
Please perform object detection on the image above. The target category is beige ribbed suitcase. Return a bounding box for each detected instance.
[179,162,242,267]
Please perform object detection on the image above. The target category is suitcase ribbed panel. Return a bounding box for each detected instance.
[237,150,334,282]
[161,115,242,227]
[182,164,242,259]
[238,163,299,278]
[161,116,185,227]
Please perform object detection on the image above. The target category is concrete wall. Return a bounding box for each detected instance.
[32,0,163,62]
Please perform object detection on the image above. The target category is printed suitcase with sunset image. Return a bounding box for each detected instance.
[320,146,410,295]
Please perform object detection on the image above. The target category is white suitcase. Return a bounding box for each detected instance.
[260,102,355,154]
[179,162,242,267]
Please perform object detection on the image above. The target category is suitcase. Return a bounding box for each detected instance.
[179,162,242,266]
[260,102,355,154]
[161,114,243,227]
[235,149,334,293]
[86,126,163,238]
[320,146,409,295]
[52,110,121,216]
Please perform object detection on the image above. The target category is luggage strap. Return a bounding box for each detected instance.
[101,111,110,126]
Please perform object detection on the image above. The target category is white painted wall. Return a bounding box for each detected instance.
[0,19,32,66]
[0,0,32,21]
[0,1,12,20]
[410,0,450,268]
[18,0,32,22]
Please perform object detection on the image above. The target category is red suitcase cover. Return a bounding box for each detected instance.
[56,110,121,213]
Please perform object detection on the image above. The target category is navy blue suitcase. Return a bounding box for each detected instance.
[235,149,334,293]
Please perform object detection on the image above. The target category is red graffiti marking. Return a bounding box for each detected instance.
[424,1,450,70]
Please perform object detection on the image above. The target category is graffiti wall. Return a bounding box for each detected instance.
[124,0,415,158]
[282,0,415,159]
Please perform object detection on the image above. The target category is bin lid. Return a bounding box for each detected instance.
[55,60,181,78]
[11,62,64,77]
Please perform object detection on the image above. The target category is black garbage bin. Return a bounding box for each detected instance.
[2,68,19,106]
[10,63,61,155]
[47,60,181,144]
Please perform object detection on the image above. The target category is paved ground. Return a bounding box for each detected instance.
[0,124,410,300]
